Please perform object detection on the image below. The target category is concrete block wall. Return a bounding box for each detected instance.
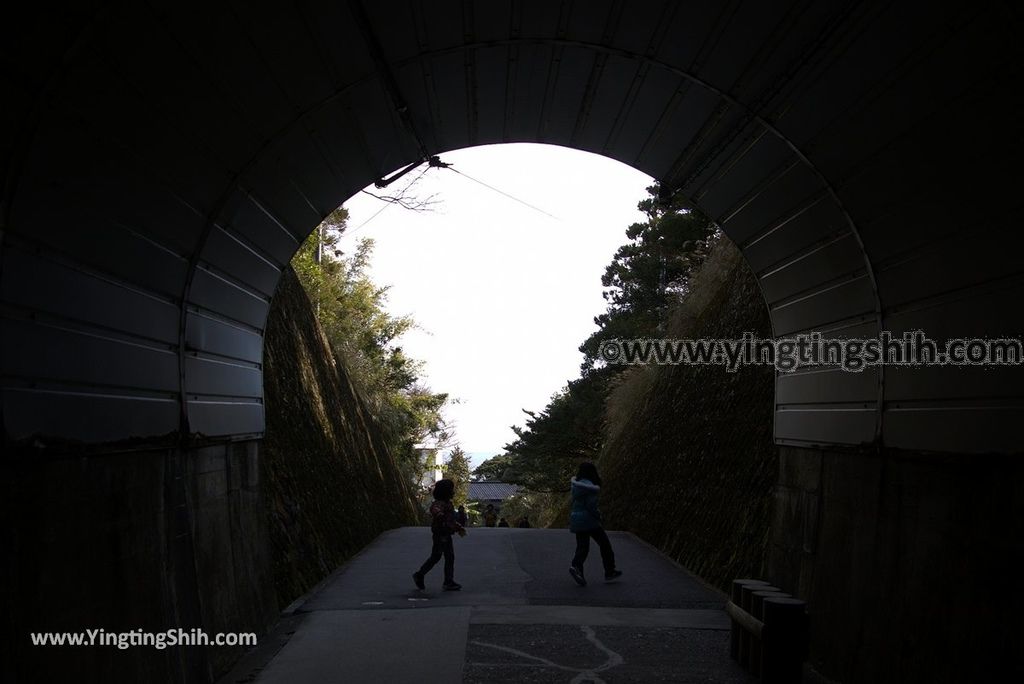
[186,442,278,677]
[770,446,1024,683]
[1,442,278,683]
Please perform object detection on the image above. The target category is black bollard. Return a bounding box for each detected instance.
[750,590,790,676]
[740,583,777,668]
[730,579,771,662]
[762,597,808,684]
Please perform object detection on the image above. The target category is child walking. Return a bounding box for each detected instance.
[568,462,622,586]
[413,478,466,591]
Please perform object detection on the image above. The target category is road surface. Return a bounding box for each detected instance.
[218,527,754,683]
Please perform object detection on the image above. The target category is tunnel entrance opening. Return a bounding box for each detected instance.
[257,136,779,595]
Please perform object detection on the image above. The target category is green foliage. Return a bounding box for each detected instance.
[291,209,449,487]
[443,446,472,507]
[580,183,716,375]
[471,453,515,481]
[491,369,613,492]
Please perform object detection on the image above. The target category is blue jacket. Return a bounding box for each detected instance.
[569,477,602,532]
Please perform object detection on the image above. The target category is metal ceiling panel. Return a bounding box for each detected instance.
[3,388,179,442]
[55,62,232,215]
[225,2,338,113]
[771,276,877,336]
[1,248,180,345]
[673,113,770,206]
[472,46,515,146]
[856,204,958,265]
[7,204,189,302]
[653,2,739,72]
[241,156,324,239]
[302,102,382,194]
[884,285,1024,340]
[723,2,848,110]
[601,65,682,168]
[563,0,615,45]
[427,50,477,151]
[633,82,720,180]
[371,1,445,63]
[226,195,300,267]
[715,159,821,243]
[775,406,876,446]
[152,1,297,141]
[742,199,846,271]
[269,129,348,221]
[560,52,631,154]
[201,226,282,298]
[499,43,558,143]
[186,268,271,331]
[185,312,263,365]
[773,6,952,151]
[187,399,263,438]
[884,365,1024,403]
[538,48,605,144]
[875,243,1024,314]
[97,3,262,172]
[694,0,801,93]
[184,356,262,399]
[2,319,178,392]
[884,407,1024,454]
[297,1,378,87]
[518,1,572,41]
[333,79,418,177]
[798,319,880,340]
[776,367,878,406]
[758,234,866,304]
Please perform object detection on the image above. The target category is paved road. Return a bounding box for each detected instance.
[219,528,754,684]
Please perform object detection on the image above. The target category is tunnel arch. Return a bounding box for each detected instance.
[2,1,1022,453]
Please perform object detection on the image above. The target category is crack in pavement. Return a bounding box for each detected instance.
[469,624,625,683]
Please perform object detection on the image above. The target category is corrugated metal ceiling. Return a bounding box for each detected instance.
[1,1,1022,453]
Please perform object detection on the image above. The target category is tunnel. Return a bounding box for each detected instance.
[2,2,1023,682]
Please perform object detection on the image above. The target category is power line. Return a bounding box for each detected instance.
[348,197,393,235]
[348,156,562,234]
[444,167,561,222]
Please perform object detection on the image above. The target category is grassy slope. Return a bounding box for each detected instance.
[599,239,777,591]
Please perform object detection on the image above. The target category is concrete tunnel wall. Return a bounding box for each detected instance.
[3,1,1023,454]
[3,4,1024,683]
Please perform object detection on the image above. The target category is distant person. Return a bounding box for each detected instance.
[455,505,468,527]
[517,516,531,528]
[568,462,621,586]
[413,479,465,591]
[498,517,509,528]
[483,504,498,527]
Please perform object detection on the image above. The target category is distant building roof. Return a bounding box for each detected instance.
[467,481,520,502]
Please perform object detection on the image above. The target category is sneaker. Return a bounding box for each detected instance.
[569,566,587,587]
[443,581,462,591]
[604,570,623,582]
[412,572,425,590]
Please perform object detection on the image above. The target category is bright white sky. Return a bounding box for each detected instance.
[338,143,652,470]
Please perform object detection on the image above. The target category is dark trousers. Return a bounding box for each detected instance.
[572,527,615,575]
[418,533,455,583]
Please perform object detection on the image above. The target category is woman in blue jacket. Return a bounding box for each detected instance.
[568,462,622,586]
